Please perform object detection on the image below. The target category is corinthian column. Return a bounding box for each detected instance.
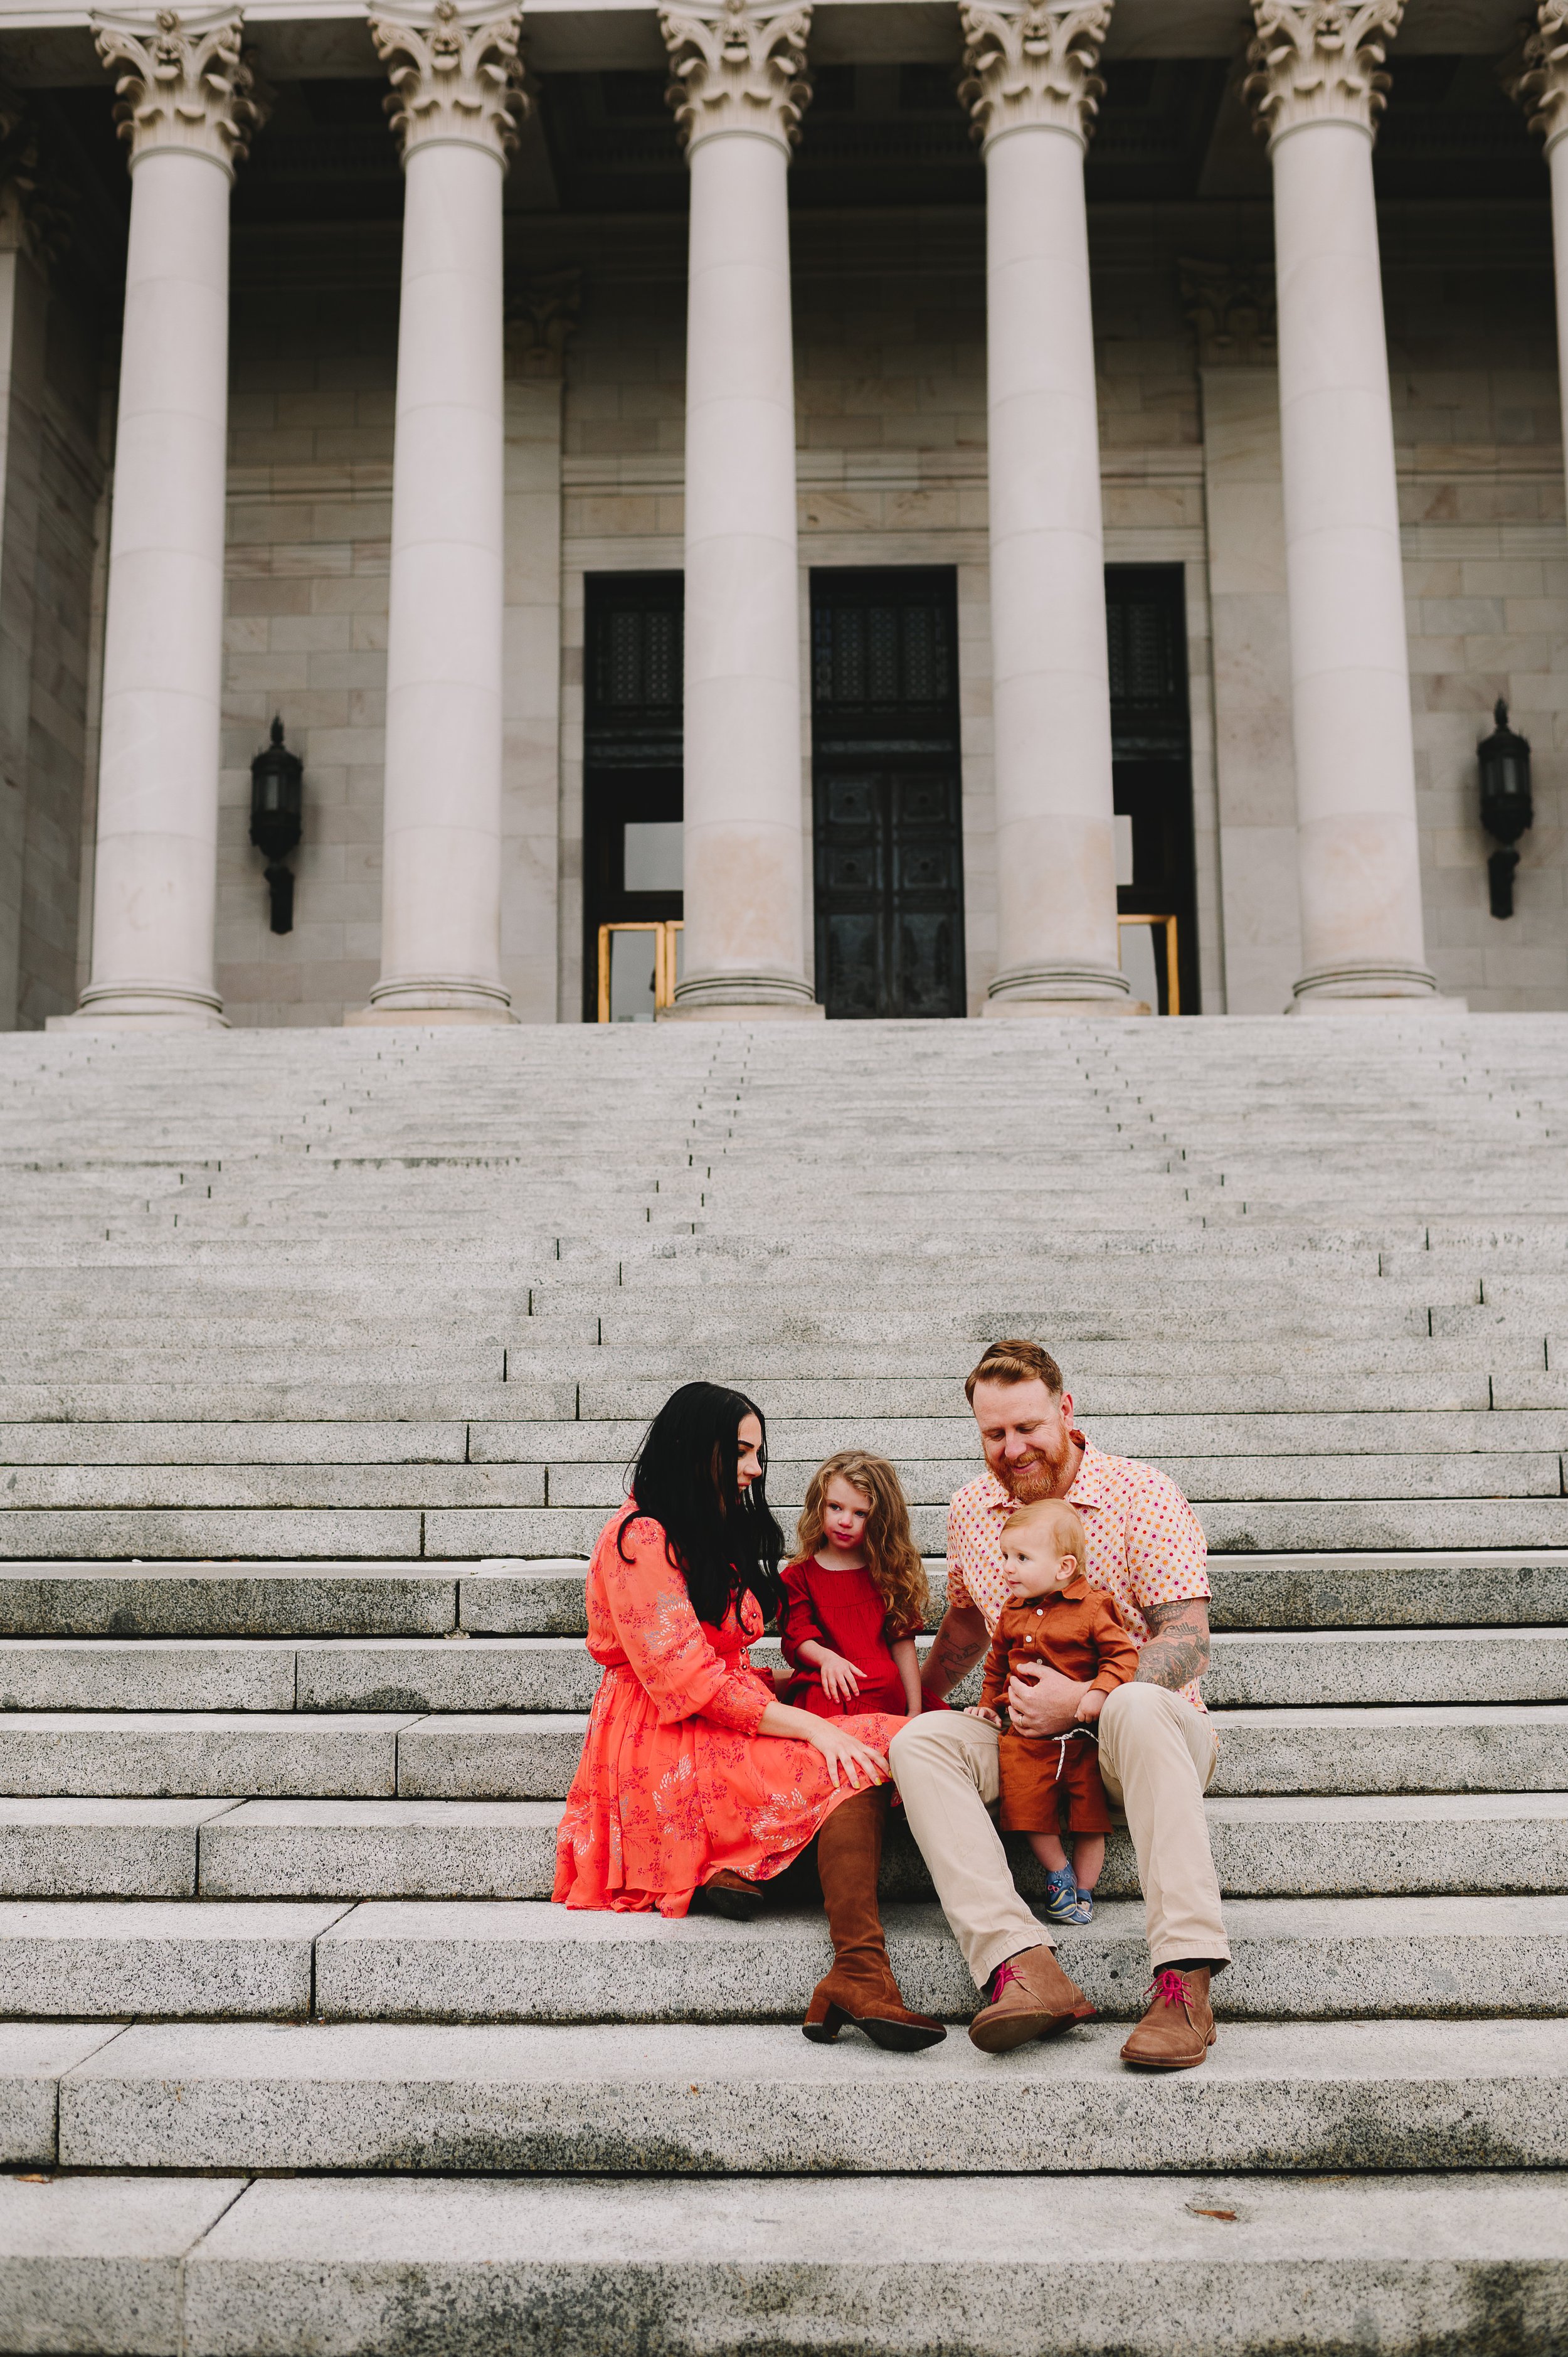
[352,0,524,1025]
[1514,7,1568,489]
[72,7,263,1028]
[657,0,820,1018]
[1247,1,1436,1008]
[961,1,1133,1015]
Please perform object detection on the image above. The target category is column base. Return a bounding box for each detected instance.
[48,984,228,1031]
[657,1001,826,1023]
[346,976,514,1026]
[985,964,1147,1018]
[662,971,822,1021]
[344,1006,517,1028]
[1288,960,1452,1015]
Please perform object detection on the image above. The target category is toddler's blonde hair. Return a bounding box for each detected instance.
[1000,1498,1086,1577]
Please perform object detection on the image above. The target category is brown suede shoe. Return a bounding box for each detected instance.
[968,1945,1096,2054]
[690,1869,765,1923]
[1119,1967,1216,2070]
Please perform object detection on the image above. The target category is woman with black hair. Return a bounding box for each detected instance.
[554,1381,944,2050]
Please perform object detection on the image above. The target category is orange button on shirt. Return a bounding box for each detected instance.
[946,1433,1211,1712]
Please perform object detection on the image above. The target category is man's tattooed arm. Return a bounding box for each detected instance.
[1135,1598,1212,1691]
[921,1604,990,1699]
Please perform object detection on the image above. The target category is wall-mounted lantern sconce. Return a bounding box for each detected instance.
[249,716,304,934]
[1478,698,1532,920]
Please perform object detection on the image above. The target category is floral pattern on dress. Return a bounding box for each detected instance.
[552,1509,906,1917]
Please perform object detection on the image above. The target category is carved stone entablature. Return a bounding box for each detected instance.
[659,0,813,156]
[0,87,71,262]
[1244,1,1404,146]
[91,6,265,173]
[506,269,581,377]
[956,1,1111,151]
[1514,3,1568,154]
[368,0,529,164]
[1180,257,1278,368]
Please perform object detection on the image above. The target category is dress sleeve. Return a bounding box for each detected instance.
[1088,1595,1143,1695]
[779,1564,826,1671]
[978,1624,1010,1715]
[946,1498,975,1614]
[1125,1467,1210,1613]
[598,1516,770,1735]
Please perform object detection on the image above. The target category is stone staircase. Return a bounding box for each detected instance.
[1,1012,1567,2354]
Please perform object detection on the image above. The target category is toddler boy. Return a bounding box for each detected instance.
[965,1498,1140,1925]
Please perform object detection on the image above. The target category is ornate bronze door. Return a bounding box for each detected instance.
[810,570,966,1020]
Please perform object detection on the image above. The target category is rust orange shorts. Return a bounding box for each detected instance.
[998,1728,1113,1837]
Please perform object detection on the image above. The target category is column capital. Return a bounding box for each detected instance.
[956,1,1111,152]
[0,86,70,263]
[1180,256,1278,368]
[368,0,529,164]
[506,269,580,377]
[1244,2,1403,147]
[1514,3,1568,156]
[91,6,265,174]
[659,0,813,157]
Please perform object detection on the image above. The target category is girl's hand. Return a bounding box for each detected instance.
[817,1650,864,1706]
[801,1716,888,1791]
[965,1705,1002,1726]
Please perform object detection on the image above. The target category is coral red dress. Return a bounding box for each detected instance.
[553,1510,907,1918]
[779,1557,910,1718]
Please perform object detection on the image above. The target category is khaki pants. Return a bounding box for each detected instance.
[889,1684,1229,1992]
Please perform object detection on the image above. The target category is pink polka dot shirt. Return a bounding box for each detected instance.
[946,1433,1212,1712]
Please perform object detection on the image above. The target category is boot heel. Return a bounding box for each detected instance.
[802,2001,847,2044]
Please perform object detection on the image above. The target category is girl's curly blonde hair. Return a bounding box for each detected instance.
[795,1450,930,1639]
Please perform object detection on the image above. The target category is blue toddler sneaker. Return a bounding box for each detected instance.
[1041,1867,1079,1923]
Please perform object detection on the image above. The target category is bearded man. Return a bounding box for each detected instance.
[888,1338,1229,2068]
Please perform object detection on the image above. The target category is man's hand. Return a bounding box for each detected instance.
[1135,1599,1211,1691]
[920,1603,989,1701]
[1004,1660,1088,1736]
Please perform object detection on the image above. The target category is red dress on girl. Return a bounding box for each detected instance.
[780,1556,914,1720]
[553,1511,907,1918]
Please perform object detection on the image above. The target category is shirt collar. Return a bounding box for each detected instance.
[1065,1435,1105,1511]
[978,1432,1098,1514]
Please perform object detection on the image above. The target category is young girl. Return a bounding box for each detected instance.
[780,1451,941,1721]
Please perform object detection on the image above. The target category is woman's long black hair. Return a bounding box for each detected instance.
[619,1381,785,1629]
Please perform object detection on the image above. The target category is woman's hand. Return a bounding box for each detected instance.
[800,1716,889,1791]
[815,1649,864,1706]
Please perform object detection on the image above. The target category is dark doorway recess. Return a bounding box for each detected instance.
[1107,565,1199,1015]
[582,572,684,1021]
[810,568,967,1021]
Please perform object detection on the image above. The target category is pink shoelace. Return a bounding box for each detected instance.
[989,1959,1026,2002]
[1148,1969,1192,2010]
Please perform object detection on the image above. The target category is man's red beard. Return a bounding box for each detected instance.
[1001,1442,1073,1502]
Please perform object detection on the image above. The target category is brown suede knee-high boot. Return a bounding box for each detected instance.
[802,1785,946,2051]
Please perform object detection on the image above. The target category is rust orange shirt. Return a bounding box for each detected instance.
[978,1574,1142,1717]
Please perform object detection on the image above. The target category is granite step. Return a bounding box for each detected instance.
[4,1701,1559,1801]
[8,2166,1565,2357]
[28,2016,1568,2177]
[2,1895,1565,2024]
[14,1497,1567,1561]
[8,1792,1562,1905]
[1,1624,1562,1713]
[10,1409,1568,1464]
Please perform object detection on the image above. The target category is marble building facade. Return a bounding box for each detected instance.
[0,0,1564,1028]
